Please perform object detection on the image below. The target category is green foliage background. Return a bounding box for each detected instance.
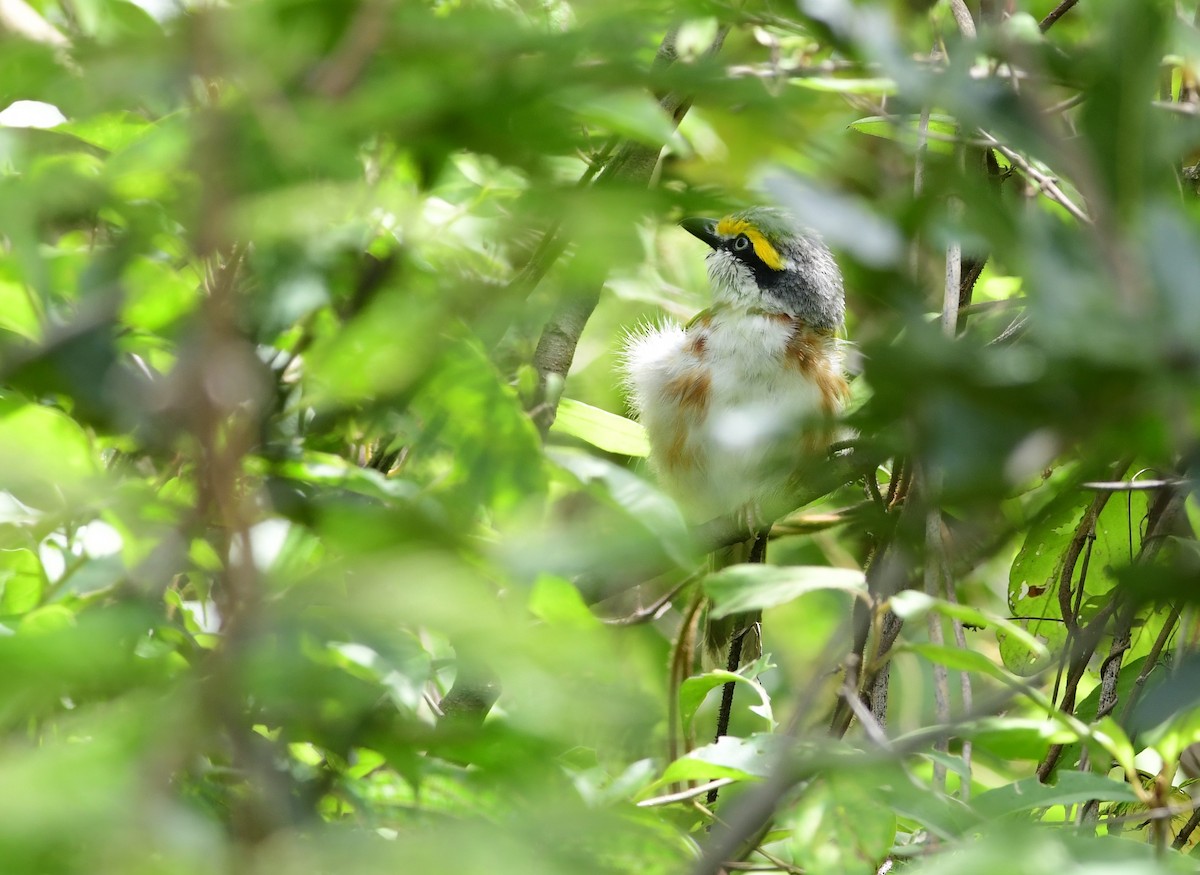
[1,0,1199,872]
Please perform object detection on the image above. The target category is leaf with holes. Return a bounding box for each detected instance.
[1001,488,1147,675]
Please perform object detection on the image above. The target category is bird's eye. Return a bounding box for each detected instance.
[733,234,751,252]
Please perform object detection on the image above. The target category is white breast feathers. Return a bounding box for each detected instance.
[621,308,846,524]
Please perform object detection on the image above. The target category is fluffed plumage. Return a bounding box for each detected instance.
[621,207,849,666]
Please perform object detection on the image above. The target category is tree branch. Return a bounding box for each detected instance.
[1039,0,1081,33]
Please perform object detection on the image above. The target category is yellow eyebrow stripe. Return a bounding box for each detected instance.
[715,217,785,270]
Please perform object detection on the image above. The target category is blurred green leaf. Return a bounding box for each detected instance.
[790,773,895,875]
[53,111,154,153]
[552,398,649,457]
[659,733,783,785]
[794,77,896,95]
[0,396,100,508]
[705,564,865,619]
[971,771,1139,820]
[549,448,694,567]
[848,114,958,153]
[572,91,677,148]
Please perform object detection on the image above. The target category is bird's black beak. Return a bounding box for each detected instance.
[680,217,721,250]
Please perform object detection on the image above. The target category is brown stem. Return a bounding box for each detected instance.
[1039,0,1080,33]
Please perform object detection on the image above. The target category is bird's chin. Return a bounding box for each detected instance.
[706,252,762,308]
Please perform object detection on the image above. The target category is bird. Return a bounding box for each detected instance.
[621,206,849,671]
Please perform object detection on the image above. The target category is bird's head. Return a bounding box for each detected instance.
[681,206,844,332]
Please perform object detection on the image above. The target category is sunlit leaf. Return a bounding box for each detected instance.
[551,398,650,457]
[659,733,783,784]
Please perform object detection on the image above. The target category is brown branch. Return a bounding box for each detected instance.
[947,0,977,40]
[1118,603,1182,722]
[976,132,1092,224]
[1039,0,1081,33]
[1093,488,1188,721]
[1173,807,1200,851]
[307,0,389,98]
[1058,485,1122,637]
[1036,597,1119,780]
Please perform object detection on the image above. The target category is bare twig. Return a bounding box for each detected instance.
[602,576,695,626]
[638,779,734,808]
[976,132,1092,224]
[841,668,892,750]
[307,0,389,97]
[948,0,977,40]
[1081,479,1186,492]
[1173,807,1200,850]
[1094,488,1187,718]
[1039,0,1081,33]
[925,506,951,794]
[1119,603,1182,722]
[693,688,1019,875]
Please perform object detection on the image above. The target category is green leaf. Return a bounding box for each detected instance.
[1001,488,1147,675]
[414,337,547,517]
[848,114,958,153]
[0,266,41,340]
[0,547,43,614]
[960,717,1078,761]
[548,447,695,567]
[971,771,1139,820]
[19,604,76,634]
[793,77,897,95]
[551,398,649,457]
[54,111,153,153]
[678,668,774,734]
[0,396,100,508]
[791,774,896,875]
[878,772,979,838]
[704,564,865,619]
[658,733,783,785]
[889,589,1049,664]
[527,574,599,628]
[572,91,677,147]
[121,257,200,333]
[903,643,1013,684]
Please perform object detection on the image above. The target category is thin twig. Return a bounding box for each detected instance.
[977,132,1093,224]
[638,779,734,808]
[693,688,1019,875]
[1039,0,1080,33]
[1119,604,1183,722]
[841,674,892,750]
[1173,807,1200,850]
[947,0,977,39]
[602,575,695,626]
[925,505,950,794]
[1081,479,1186,491]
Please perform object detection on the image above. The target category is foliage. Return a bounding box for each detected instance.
[0,0,1199,873]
